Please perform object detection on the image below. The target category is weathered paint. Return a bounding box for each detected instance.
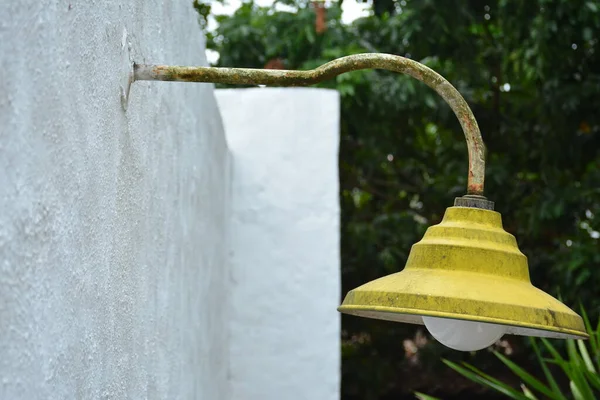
[134,53,486,196]
[338,207,588,340]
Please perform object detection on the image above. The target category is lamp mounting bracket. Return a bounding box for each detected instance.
[134,53,486,196]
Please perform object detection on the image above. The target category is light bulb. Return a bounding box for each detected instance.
[423,316,506,351]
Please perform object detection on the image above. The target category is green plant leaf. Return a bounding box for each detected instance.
[582,367,600,392]
[596,317,600,371]
[544,339,596,399]
[414,392,442,400]
[580,305,593,333]
[567,364,596,400]
[494,351,561,400]
[541,338,567,365]
[578,340,596,373]
[570,380,585,400]
[443,359,530,399]
[568,339,584,369]
[521,384,539,399]
[531,339,566,399]
[580,306,599,371]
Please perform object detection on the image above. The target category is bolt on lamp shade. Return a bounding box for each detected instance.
[338,206,587,340]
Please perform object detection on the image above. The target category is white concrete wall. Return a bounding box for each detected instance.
[0,1,230,399]
[217,88,341,400]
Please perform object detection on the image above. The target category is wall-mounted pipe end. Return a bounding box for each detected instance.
[119,28,134,111]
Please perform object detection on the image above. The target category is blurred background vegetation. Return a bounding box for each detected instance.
[195,0,600,398]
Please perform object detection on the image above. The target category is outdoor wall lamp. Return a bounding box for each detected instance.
[133,53,587,351]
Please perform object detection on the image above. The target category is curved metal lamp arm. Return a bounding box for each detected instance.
[134,53,486,196]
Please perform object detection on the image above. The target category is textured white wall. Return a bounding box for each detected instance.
[217,88,341,400]
[0,1,230,399]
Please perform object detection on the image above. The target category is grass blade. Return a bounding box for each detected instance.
[568,364,595,400]
[579,305,599,368]
[521,384,538,399]
[580,304,591,330]
[553,339,597,400]
[531,339,567,399]
[414,392,441,400]
[542,338,567,364]
[577,340,596,373]
[443,359,530,399]
[596,317,600,371]
[582,367,600,391]
[494,351,562,400]
[567,339,584,372]
[583,305,600,372]
[570,380,585,400]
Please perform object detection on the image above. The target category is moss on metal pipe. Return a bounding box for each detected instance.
[134,53,486,196]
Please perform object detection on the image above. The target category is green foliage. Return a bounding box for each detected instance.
[197,0,600,397]
[440,308,600,399]
[414,393,442,400]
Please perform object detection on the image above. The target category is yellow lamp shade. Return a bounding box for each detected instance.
[338,205,587,340]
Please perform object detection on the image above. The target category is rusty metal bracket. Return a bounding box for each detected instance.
[133,53,486,196]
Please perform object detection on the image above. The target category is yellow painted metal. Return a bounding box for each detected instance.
[338,206,588,339]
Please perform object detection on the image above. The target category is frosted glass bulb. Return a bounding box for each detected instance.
[423,316,506,351]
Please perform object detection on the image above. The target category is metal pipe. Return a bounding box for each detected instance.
[134,53,486,196]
